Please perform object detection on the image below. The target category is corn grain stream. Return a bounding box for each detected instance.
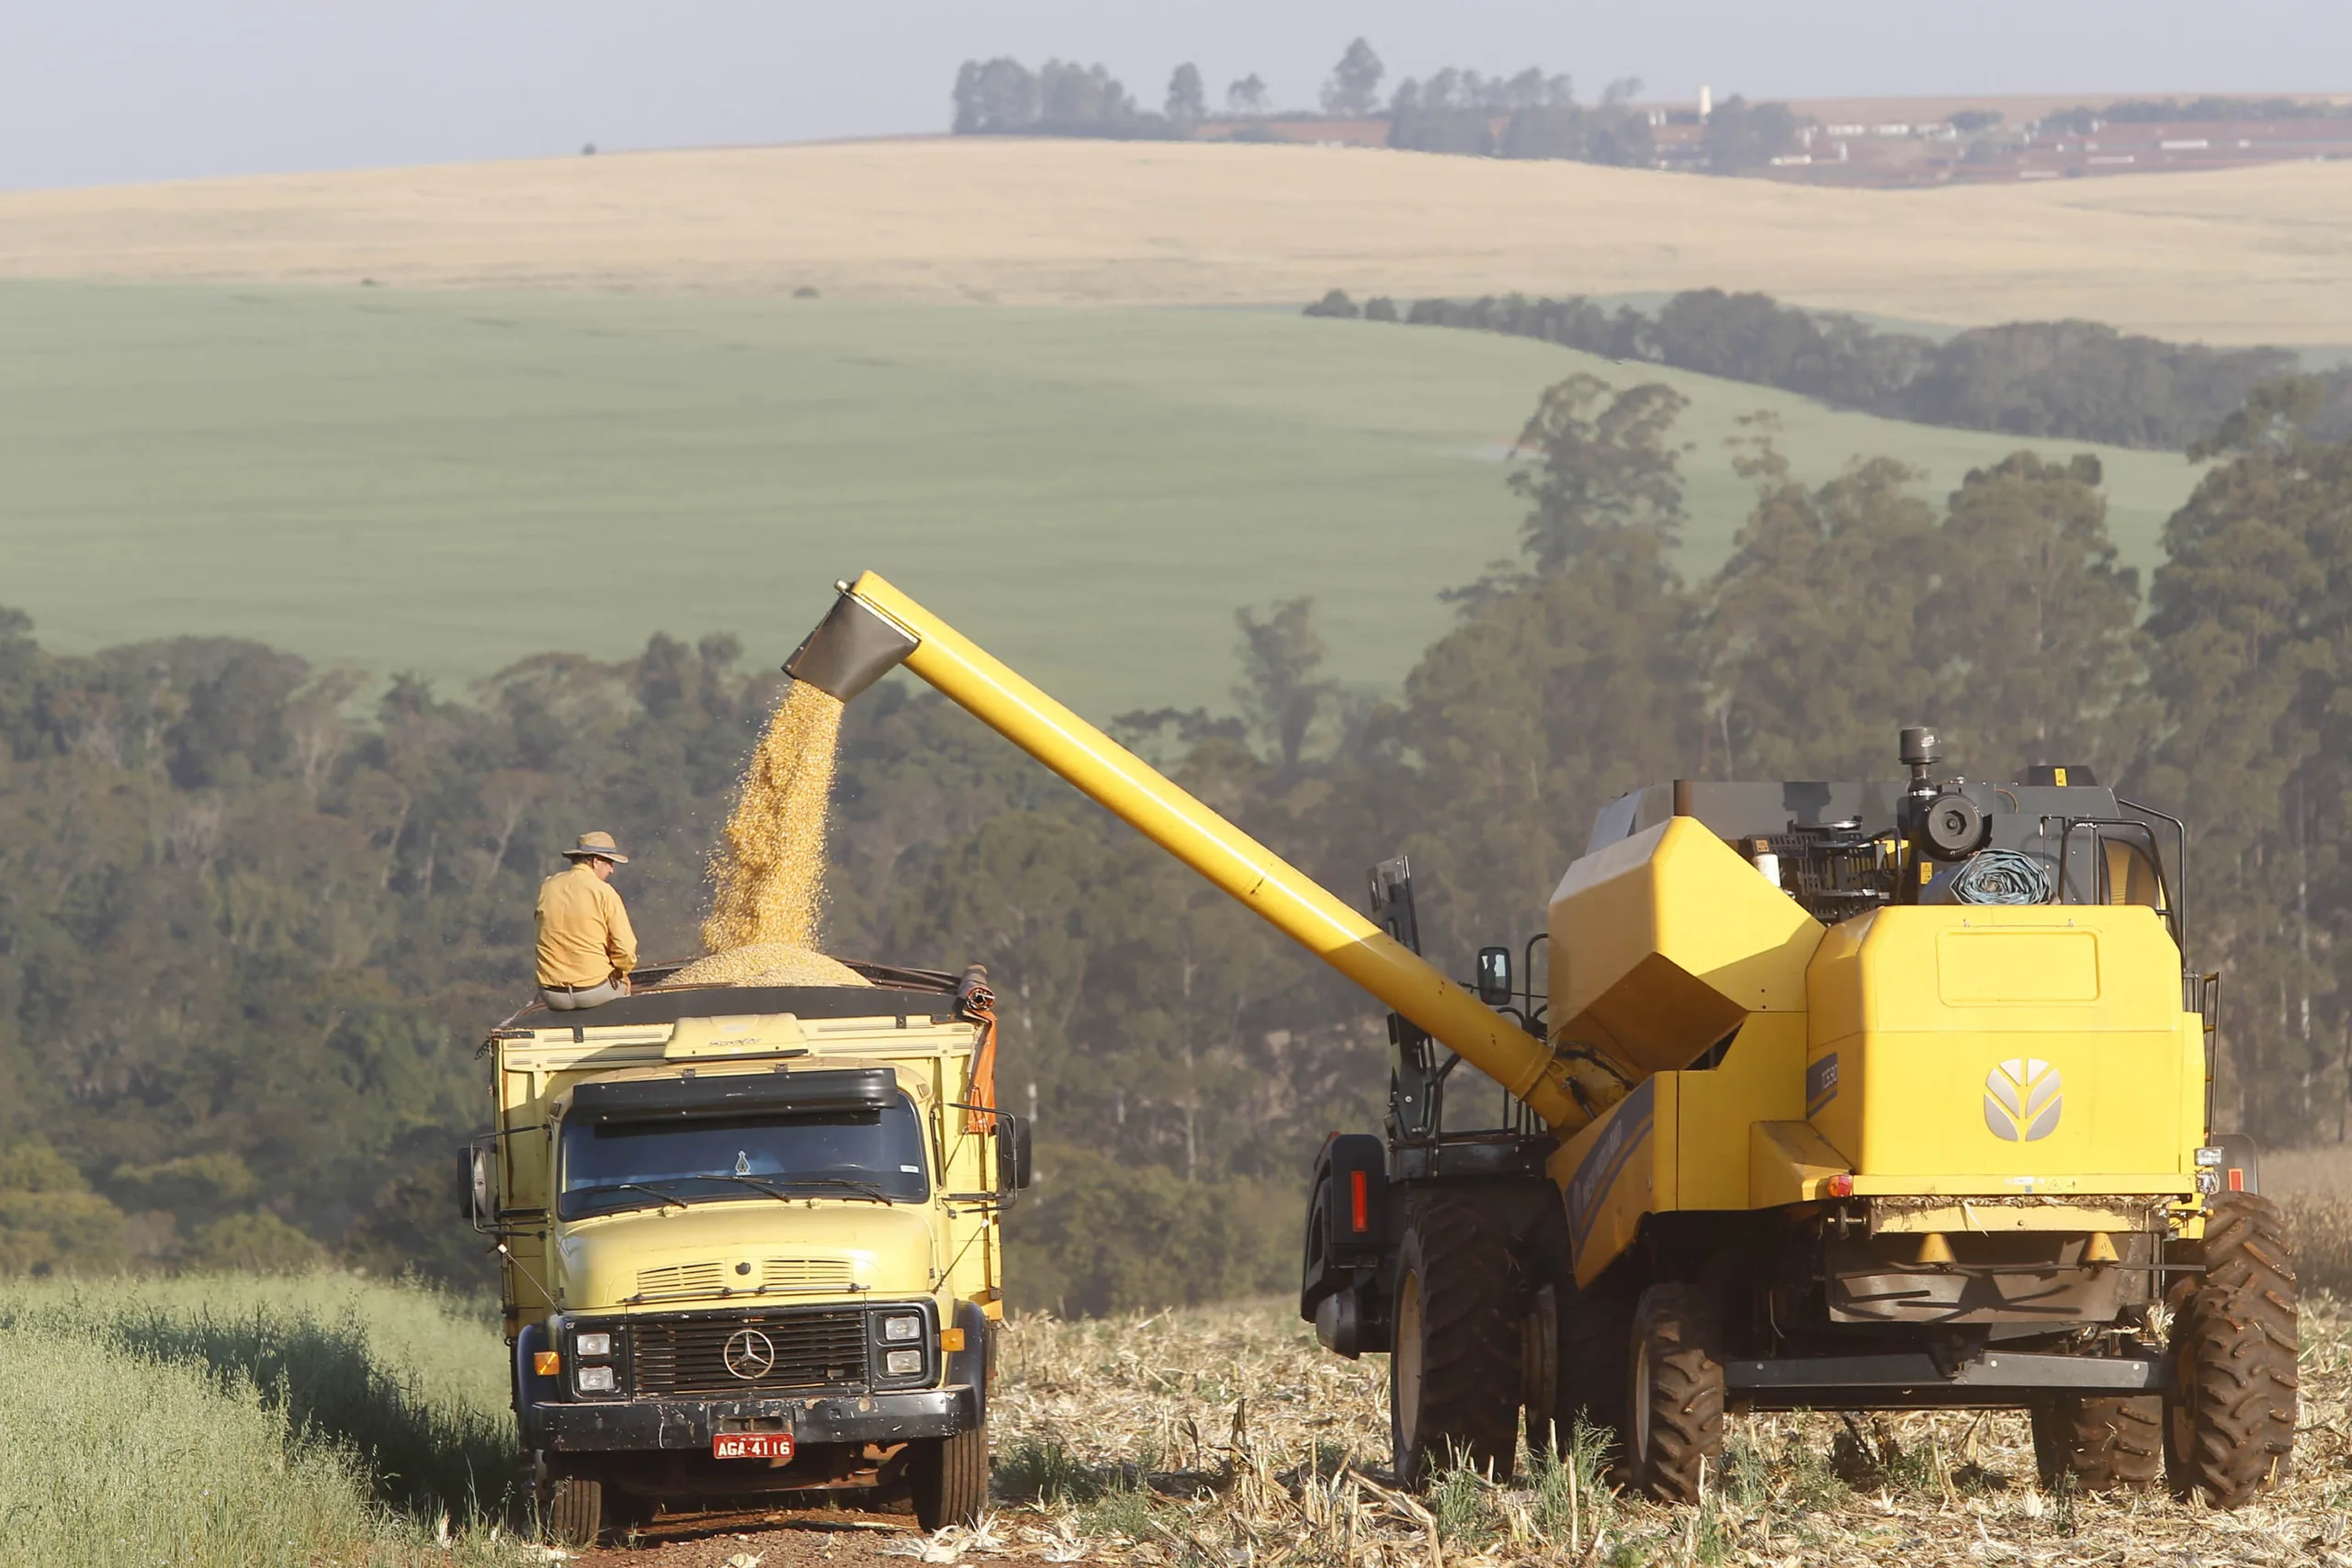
[669,680,866,988]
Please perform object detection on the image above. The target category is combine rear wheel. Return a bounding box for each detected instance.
[2164,1191,2298,1507]
[910,1423,990,1531]
[1623,1283,1724,1503]
[2030,1395,2162,1492]
[1389,1194,1521,1485]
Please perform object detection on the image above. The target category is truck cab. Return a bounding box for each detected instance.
[465,961,1029,1545]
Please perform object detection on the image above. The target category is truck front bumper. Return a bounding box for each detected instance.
[525,1385,979,1453]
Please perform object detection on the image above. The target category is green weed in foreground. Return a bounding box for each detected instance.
[0,1271,526,1567]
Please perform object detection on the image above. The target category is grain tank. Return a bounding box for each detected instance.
[787,573,2297,1508]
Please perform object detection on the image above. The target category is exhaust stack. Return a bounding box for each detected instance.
[787,572,1598,1136]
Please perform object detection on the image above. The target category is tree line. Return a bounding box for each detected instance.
[949,39,1800,174]
[4,371,2349,1310]
[2047,96,2352,132]
[1305,286,2352,452]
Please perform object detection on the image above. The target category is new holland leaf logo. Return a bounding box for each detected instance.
[1984,1058,2064,1142]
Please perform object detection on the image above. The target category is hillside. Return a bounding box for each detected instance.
[2,140,2350,344]
[2,280,2199,716]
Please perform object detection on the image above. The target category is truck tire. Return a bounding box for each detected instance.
[910,1422,989,1532]
[540,1474,605,1549]
[1623,1282,1724,1503]
[2029,1395,2162,1492]
[1389,1194,1521,1485]
[2164,1192,2298,1507]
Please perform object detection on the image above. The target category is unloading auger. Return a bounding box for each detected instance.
[786,571,1622,1133]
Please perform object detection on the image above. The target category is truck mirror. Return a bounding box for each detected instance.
[999,1116,1035,1193]
[460,1142,497,1224]
[1476,946,1512,1006]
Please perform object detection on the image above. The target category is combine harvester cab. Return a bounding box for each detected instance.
[784,576,2295,1508]
[467,962,1028,1546]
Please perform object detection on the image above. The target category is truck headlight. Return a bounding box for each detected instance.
[576,1365,616,1393]
[884,1349,923,1376]
[878,1314,923,1343]
[575,1332,612,1358]
[2194,1146,2224,1168]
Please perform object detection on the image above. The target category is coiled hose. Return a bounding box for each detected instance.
[1951,848,2054,905]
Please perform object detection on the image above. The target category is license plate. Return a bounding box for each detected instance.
[712,1432,795,1461]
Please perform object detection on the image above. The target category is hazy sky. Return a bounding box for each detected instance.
[4,1,2346,191]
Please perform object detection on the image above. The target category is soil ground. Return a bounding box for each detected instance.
[577,1506,933,1567]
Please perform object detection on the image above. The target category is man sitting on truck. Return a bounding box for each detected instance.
[535,831,638,1010]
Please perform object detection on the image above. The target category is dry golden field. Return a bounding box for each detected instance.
[5,140,2352,343]
[975,1295,2352,1567]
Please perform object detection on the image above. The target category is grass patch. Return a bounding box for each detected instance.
[0,1272,522,1566]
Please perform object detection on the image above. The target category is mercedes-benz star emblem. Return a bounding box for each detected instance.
[722,1327,776,1381]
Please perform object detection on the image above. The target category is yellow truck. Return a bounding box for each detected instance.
[785,573,2298,1511]
[465,961,1026,1545]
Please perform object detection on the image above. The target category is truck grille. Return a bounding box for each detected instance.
[764,1258,854,1291]
[632,1258,856,1302]
[636,1262,727,1300]
[630,1309,868,1396]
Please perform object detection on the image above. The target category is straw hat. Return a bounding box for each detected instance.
[563,830,629,864]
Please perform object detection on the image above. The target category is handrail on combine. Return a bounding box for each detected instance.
[786,571,1594,1137]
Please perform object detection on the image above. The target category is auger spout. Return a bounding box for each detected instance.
[786,571,1593,1134]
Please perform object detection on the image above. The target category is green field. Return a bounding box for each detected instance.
[2,282,2203,716]
[0,1272,518,1567]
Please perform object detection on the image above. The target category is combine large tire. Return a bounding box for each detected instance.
[910,1423,990,1531]
[2029,1395,2162,1492]
[540,1474,605,1549]
[1623,1283,1724,1503]
[2164,1191,2298,1507]
[1389,1194,1521,1485]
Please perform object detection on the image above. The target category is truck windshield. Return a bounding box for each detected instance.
[558,1099,929,1220]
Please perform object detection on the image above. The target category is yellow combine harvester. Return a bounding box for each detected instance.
[787,573,2298,1507]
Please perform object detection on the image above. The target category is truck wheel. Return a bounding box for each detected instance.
[2029,1395,2162,1492]
[1623,1283,1724,1503]
[1389,1194,1521,1486]
[910,1422,989,1532]
[540,1474,605,1549]
[2164,1192,2298,1507]
[1551,1274,1633,1466]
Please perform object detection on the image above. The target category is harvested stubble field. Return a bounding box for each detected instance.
[972,1298,2352,1568]
[5,141,2352,344]
[2265,1147,2352,1305]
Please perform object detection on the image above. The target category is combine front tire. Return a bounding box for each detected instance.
[910,1423,991,1532]
[1623,1283,1724,1503]
[2164,1192,2298,1507]
[2030,1395,2162,1492]
[1390,1194,1521,1485]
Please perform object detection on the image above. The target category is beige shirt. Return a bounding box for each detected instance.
[535,863,639,987]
